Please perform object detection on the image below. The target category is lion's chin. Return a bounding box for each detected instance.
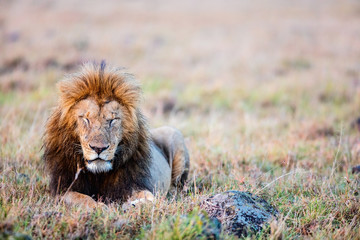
[86,158,113,173]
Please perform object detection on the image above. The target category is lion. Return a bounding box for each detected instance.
[43,61,190,209]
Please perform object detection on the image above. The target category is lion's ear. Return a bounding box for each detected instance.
[57,78,84,101]
[56,79,79,123]
[114,81,142,109]
[57,79,74,101]
[57,78,67,93]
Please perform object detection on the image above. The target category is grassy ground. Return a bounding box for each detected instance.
[1,0,360,239]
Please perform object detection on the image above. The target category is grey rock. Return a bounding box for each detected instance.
[0,231,32,240]
[177,214,222,240]
[161,212,222,240]
[200,191,278,237]
[16,173,30,183]
[198,215,222,240]
[352,165,360,174]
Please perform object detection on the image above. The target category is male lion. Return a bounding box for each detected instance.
[43,62,190,209]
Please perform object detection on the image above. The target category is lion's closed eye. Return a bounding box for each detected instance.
[108,118,120,127]
[81,117,90,126]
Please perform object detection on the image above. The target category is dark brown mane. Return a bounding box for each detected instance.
[42,61,152,202]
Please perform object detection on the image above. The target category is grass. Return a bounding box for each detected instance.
[1,0,360,239]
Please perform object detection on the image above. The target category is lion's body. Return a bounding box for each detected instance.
[149,127,189,193]
[43,62,189,206]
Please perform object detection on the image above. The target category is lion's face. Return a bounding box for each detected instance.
[73,98,123,173]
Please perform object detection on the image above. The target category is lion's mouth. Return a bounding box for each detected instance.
[87,158,112,164]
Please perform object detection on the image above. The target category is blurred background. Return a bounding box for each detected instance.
[2,0,360,181]
[2,0,360,147]
[1,0,360,172]
[2,1,360,104]
[1,0,360,238]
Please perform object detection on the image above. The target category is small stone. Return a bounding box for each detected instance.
[113,218,128,231]
[352,165,360,174]
[200,191,278,237]
[178,214,222,240]
[198,215,222,240]
[16,173,30,183]
[164,213,222,240]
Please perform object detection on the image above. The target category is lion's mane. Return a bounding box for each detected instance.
[43,61,152,202]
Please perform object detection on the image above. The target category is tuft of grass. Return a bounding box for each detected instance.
[138,208,222,240]
[1,0,360,239]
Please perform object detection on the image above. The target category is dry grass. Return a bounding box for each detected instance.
[1,0,360,239]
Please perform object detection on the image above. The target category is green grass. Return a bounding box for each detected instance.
[1,0,360,239]
[2,75,359,238]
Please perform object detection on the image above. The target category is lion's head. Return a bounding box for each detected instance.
[72,98,123,173]
[43,61,151,196]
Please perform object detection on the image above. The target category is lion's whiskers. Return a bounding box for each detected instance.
[73,143,84,155]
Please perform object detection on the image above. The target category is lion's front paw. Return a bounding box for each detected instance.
[62,191,106,211]
[131,190,155,202]
[122,190,154,211]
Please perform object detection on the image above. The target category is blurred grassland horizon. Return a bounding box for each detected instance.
[1,0,360,239]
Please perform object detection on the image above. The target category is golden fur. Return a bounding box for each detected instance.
[43,61,189,205]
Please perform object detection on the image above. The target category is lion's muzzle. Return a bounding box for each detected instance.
[87,158,112,164]
[89,144,109,154]
[86,158,113,173]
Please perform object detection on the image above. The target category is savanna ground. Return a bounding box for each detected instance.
[1,0,360,239]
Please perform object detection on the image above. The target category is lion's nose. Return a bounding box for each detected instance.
[89,144,109,154]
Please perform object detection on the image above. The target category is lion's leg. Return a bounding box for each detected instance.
[122,190,155,210]
[62,191,105,210]
[130,190,155,203]
[151,126,190,188]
